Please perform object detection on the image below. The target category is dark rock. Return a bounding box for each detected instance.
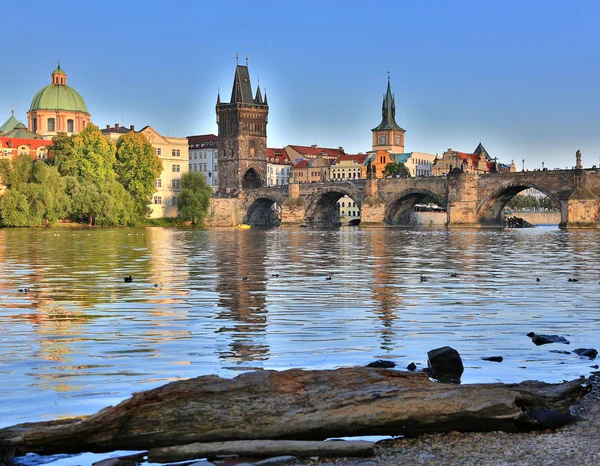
[407,362,417,371]
[523,408,578,430]
[590,365,599,369]
[528,333,570,346]
[366,360,396,369]
[573,348,598,360]
[482,356,503,363]
[427,346,464,384]
[550,350,571,355]
[93,459,139,466]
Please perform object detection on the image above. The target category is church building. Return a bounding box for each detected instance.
[27,63,90,138]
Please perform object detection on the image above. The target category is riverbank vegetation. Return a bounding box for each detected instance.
[505,194,558,211]
[0,126,210,227]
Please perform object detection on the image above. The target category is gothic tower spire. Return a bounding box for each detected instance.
[371,74,405,152]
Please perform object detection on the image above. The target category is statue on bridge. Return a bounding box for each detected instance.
[576,150,582,169]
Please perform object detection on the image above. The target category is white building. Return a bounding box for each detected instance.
[266,148,292,186]
[188,134,218,189]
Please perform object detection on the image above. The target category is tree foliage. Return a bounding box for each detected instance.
[115,131,163,220]
[382,161,411,178]
[506,194,559,211]
[177,172,213,225]
[71,125,117,187]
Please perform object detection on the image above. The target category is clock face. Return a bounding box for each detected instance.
[378,135,386,144]
[395,136,401,144]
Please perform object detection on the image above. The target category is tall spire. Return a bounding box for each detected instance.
[264,87,268,106]
[216,86,221,105]
[372,74,404,131]
[254,76,263,104]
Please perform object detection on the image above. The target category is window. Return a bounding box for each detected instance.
[67,119,74,133]
[47,118,55,132]
[172,179,181,190]
[172,164,180,172]
[153,196,162,205]
[172,149,181,157]
[172,196,178,205]
[154,147,161,156]
[155,179,162,188]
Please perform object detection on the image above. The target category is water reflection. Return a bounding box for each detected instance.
[1,226,600,428]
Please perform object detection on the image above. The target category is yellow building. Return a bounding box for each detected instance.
[102,124,189,218]
[291,155,331,183]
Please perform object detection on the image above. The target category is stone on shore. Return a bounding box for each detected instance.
[427,346,464,383]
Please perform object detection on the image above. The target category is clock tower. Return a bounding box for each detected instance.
[371,76,405,153]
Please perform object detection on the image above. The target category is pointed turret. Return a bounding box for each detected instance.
[264,89,268,106]
[473,142,490,161]
[372,75,404,131]
[216,87,221,105]
[230,65,254,104]
[254,80,263,104]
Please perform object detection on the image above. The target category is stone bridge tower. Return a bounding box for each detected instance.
[216,57,268,195]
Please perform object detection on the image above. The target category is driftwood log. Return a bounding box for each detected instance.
[148,439,375,463]
[0,367,586,460]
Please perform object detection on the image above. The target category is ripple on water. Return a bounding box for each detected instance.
[0,226,599,431]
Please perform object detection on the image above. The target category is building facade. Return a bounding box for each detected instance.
[431,143,516,176]
[27,64,91,139]
[330,154,367,180]
[188,134,218,189]
[266,148,292,186]
[216,61,268,194]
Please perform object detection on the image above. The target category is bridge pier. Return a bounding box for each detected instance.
[559,186,600,229]
[446,172,482,228]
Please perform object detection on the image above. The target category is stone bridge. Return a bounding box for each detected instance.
[231,168,600,229]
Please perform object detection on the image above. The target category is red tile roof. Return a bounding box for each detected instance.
[335,153,368,165]
[188,134,218,148]
[266,148,292,165]
[287,145,345,159]
[293,159,309,168]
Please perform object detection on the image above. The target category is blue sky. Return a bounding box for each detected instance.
[2,0,599,169]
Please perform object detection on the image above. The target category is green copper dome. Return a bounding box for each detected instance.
[29,66,89,114]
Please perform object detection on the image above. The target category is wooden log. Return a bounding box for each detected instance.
[0,367,586,460]
[148,439,375,463]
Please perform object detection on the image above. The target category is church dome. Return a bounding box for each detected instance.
[29,64,89,114]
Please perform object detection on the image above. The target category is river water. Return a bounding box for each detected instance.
[1,225,599,431]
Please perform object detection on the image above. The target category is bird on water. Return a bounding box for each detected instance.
[124,276,133,283]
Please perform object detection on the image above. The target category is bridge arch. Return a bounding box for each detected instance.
[476,182,559,226]
[244,195,282,226]
[304,188,362,226]
[384,189,446,225]
[242,167,263,190]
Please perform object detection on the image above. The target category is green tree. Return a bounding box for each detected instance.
[48,132,77,176]
[29,162,70,224]
[382,161,412,178]
[397,162,411,178]
[0,154,34,189]
[96,181,134,226]
[71,125,116,187]
[177,172,213,225]
[115,131,163,220]
[382,163,398,178]
[0,189,30,227]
